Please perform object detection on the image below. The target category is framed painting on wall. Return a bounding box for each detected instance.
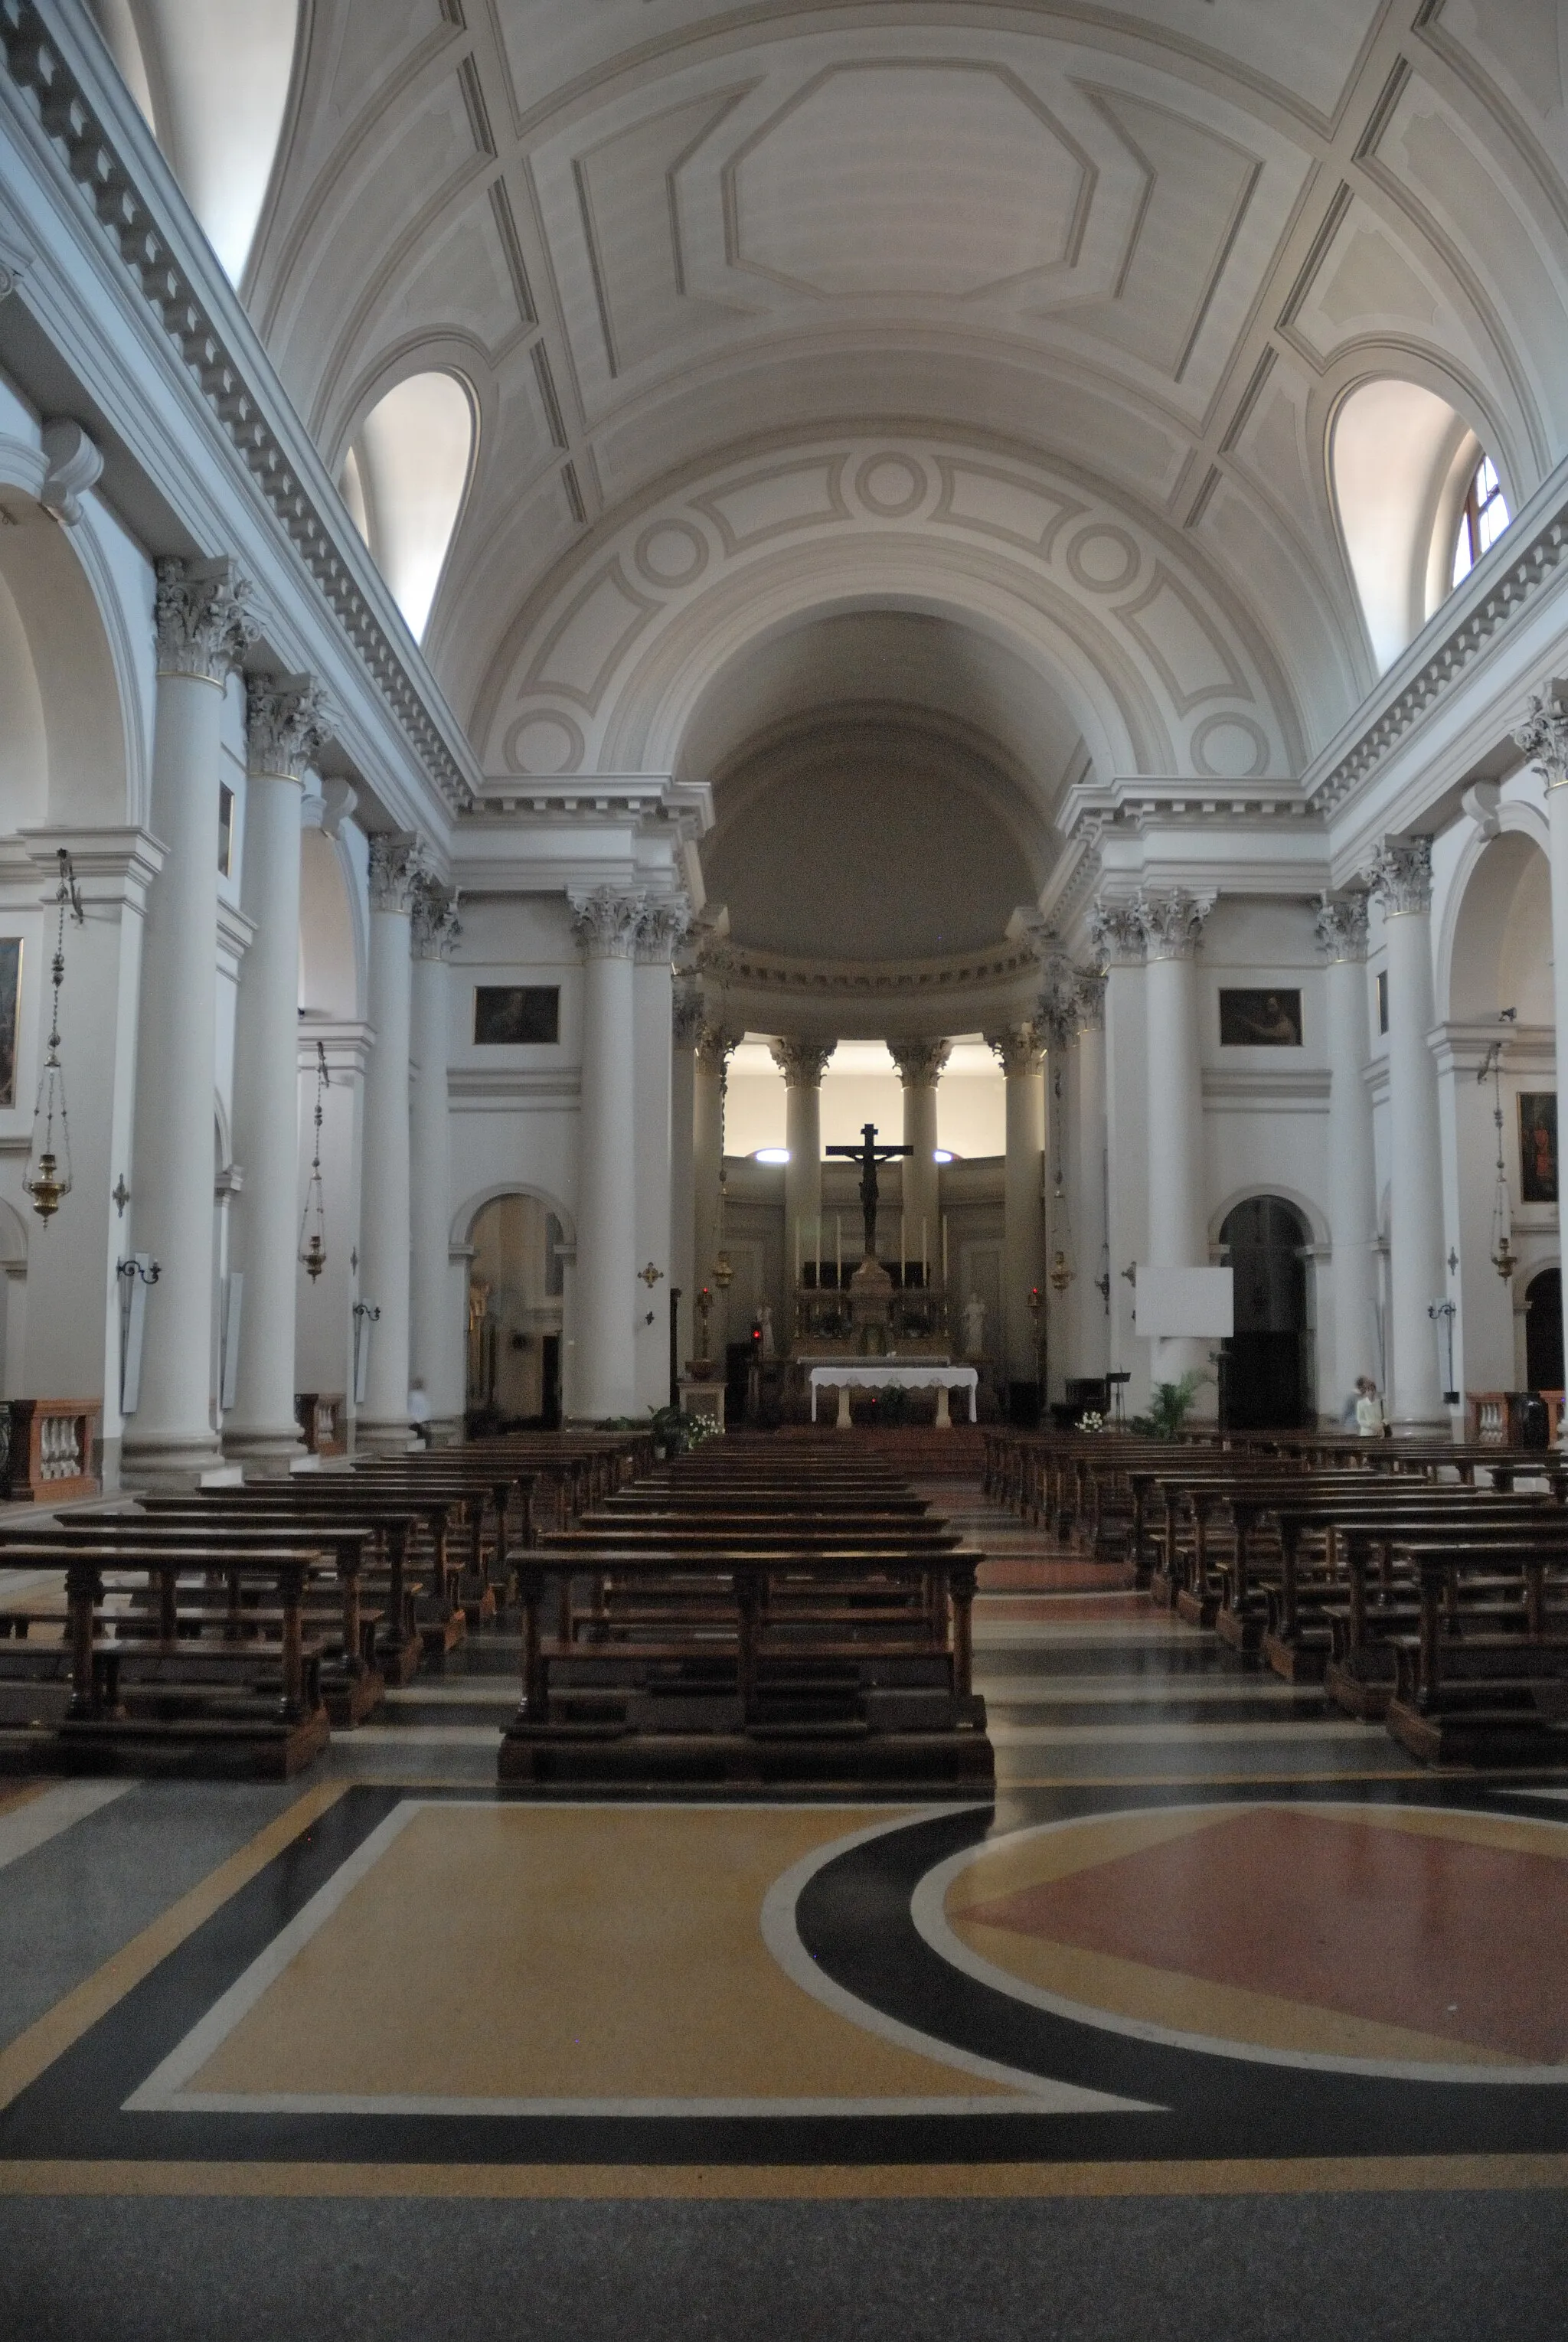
[472,985,560,1045]
[1520,1092,1558,1204]
[0,939,22,1108]
[1219,988,1302,1047]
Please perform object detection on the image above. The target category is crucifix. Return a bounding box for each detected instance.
[826,1122,913,1264]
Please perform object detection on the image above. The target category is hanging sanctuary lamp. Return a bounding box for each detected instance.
[23,849,83,1225]
[298,1040,330,1279]
[1481,1031,1517,1281]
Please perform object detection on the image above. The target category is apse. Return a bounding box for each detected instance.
[692,609,1079,964]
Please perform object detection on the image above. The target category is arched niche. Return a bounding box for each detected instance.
[461,1187,571,1427]
[1443,828,1552,1025]
[298,828,363,1021]
[0,474,137,830]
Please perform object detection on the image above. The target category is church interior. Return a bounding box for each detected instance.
[4,2,1568,2334]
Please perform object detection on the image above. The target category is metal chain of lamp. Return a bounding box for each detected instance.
[298,1040,330,1280]
[1479,1017,1519,1282]
[23,849,83,1225]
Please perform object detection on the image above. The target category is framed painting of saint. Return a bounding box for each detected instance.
[0,939,21,1108]
[1219,988,1302,1047]
[1520,1092,1558,1205]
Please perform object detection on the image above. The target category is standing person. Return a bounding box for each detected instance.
[407,1376,434,1449]
[1354,1376,1386,1437]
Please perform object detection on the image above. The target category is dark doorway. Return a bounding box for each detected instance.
[1219,1195,1312,1429]
[1525,1268,1563,1393]
[540,1334,562,1429]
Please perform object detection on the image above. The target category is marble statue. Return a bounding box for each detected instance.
[962,1292,987,1357]
[760,1302,776,1361]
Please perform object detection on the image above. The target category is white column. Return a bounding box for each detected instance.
[1135,889,1212,1396]
[692,1020,736,1364]
[357,835,420,1450]
[224,678,329,1464]
[571,889,642,1419]
[988,1024,1046,1399]
[1368,838,1447,1429]
[1515,694,1568,1440]
[1073,969,1109,1384]
[1315,893,1380,1419]
[771,1036,837,1340]
[1092,904,1148,1412]
[1035,970,1080,1404]
[122,558,256,1480]
[410,884,462,1440]
[670,985,701,1370]
[888,1037,949,1292]
[634,903,687,1410]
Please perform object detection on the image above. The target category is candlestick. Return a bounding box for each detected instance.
[923,1216,929,1284]
[942,1213,949,1289]
[836,1213,842,1286]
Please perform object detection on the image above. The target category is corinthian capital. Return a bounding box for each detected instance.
[155,556,258,684]
[247,674,332,781]
[697,1021,740,1076]
[1034,954,1083,1053]
[1076,968,1106,1031]
[886,1036,951,1089]
[1514,691,1568,790]
[987,1022,1044,1079]
[1313,890,1370,965]
[671,983,705,1047]
[411,881,462,961]
[1087,899,1145,969]
[1135,887,1211,962]
[1365,836,1432,919]
[771,1035,839,1088]
[570,888,645,960]
[635,897,691,965]
[368,833,425,914]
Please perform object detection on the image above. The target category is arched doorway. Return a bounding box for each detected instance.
[1218,1196,1312,1429]
[1525,1267,1563,1395]
[466,1194,564,1429]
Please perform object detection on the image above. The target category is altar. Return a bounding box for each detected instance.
[808,1362,979,1429]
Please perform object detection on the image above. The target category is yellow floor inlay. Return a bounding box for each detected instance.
[183,1805,1014,2106]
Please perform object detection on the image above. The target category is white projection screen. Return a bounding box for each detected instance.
[1134,1265,1234,1338]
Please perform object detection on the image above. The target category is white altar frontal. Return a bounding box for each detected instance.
[808,1363,979,1429]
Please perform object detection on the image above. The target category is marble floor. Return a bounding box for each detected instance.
[2,1471,1566,2338]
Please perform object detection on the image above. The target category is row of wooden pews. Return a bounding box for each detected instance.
[985,1425,1568,1769]
[0,1428,650,1778]
[498,1436,996,1794]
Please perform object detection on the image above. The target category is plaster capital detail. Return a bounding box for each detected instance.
[154,556,258,684]
[367,833,425,915]
[570,887,645,959]
[411,881,462,962]
[1076,968,1107,1031]
[39,419,103,528]
[1087,899,1145,968]
[1515,690,1568,790]
[635,897,691,965]
[887,1036,952,1089]
[1035,953,1083,1053]
[1135,887,1211,962]
[671,985,706,1047]
[1365,835,1433,919]
[987,1022,1044,1079]
[771,1036,839,1089]
[697,1021,740,1076]
[1313,891,1370,964]
[246,673,332,781]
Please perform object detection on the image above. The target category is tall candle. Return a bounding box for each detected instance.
[836,1213,842,1285]
[923,1217,929,1283]
[942,1213,949,1288]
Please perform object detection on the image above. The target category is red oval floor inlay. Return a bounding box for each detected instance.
[960,1808,1568,2064]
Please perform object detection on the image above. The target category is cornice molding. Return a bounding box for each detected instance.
[707,936,1041,999]
[0,2,479,813]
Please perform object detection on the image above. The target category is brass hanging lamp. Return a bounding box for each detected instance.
[1480,1032,1517,1281]
[23,849,83,1226]
[298,1040,330,1279]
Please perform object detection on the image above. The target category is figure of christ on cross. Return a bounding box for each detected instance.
[826,1121,913,1264]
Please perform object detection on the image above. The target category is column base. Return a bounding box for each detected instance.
[355,1413,415,1455]
[119,1426,226,1488]
[1388,1416,1452,1439]
[223,1426,307,1472]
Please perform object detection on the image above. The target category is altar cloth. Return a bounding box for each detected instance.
[808,1363,978,1426]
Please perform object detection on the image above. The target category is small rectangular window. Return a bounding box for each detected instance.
[1377,968,1389,1034]
[217,785,235,877]
[474,985,560,1045]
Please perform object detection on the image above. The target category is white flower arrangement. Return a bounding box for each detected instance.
[1076,1409,1106,1433]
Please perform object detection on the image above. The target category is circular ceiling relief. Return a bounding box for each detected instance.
[1065,524,1140,593]
[503,712,585,777]
[634,520,709,589]
[856,454,927,517]
[1191,714,1269,780]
